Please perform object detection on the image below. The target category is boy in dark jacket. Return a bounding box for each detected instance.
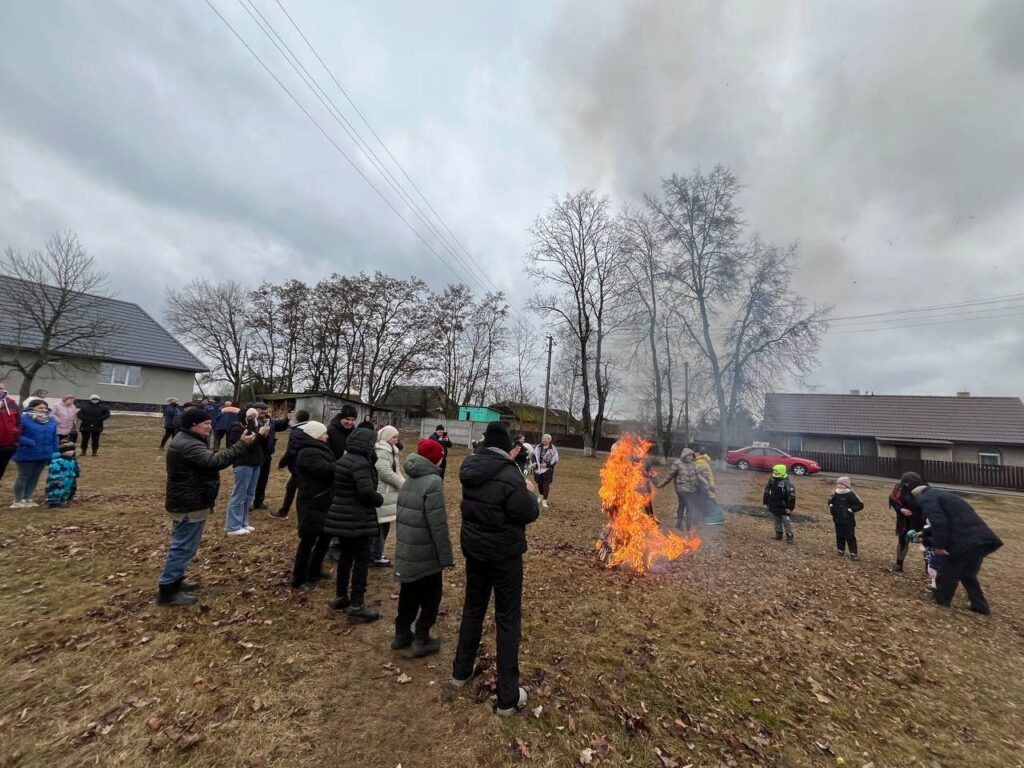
[763,464,796,543]
[828,476,864,559]
[392,439,454,657]
[158,409,254,606]
[77,395,110,456]
[451,422,540,717]
[324,427,384,622]
[902,472,1003,614]
[290,421,335,588]
[46,442,80,507]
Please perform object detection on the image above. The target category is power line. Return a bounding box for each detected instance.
[829,301,1024,327]
[201,0,481,290]
[237,0,494,294]
[270,0,495,293]
[828,292,1024,323]
[829,309,1024,335]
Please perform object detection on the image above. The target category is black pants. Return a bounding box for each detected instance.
[292,533,331,587]
[279,471,297,515]
[81,430,100,455]
[253,456,272,505]
[674,491,700,530]
[335,536,372,604]
[0,445,15,482]
[213,430,227,451]
[935,547,991,612]
[535,471,553,500]
[370,521,391,560]
[396,571,443,638]
[834,518,857,555]
[453,555,523,710]
[160,428,177,448]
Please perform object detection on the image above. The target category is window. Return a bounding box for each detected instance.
[843,439,862,456]
[98,362,142,387]
[979,449,1001,467]
[787,436,803,453]
[747,447,765,456]
[765,448,785,456]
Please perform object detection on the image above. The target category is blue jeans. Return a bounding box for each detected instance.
[225,465,259,532]
[13,460,48,501]
[159,516,207,586]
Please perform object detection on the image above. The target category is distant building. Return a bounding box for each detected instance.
[458,405,502,423]
[0,276,205,408]
[489,400,582,435]
[257,392,385,426]
[383,385,447,419]
[761,392,1024,467]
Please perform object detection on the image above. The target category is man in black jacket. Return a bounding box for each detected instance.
[158,408,255,606]
[78,395,110,456]
[902,473,1003,614]
[251,401,292,511]
[323,427,384,622]
[429,424,453,478]
[271,410,309,519]
[327,404,358,459]
[451,422,540,717]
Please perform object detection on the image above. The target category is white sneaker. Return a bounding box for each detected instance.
[496,687,528,717]
[244,526,255,533]
[542,500,549,509]
[9,500,26,508]
[23,500,39,508]
[226,528,250,536]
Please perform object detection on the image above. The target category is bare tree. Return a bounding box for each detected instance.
[165,279,252,401]
[650,166,827,455]
[247,280,309,393]
[528,190,622,455]
[0,232,120,401]
[549,334,583,429]
[505,315,540,404]
[303,275,349,393]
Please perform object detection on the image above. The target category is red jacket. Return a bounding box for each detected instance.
[0,396,20,448]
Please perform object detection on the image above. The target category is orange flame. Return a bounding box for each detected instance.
[595,435,701,573]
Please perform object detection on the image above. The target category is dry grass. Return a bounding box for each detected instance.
[1,417,1023,768]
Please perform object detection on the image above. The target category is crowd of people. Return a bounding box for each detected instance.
[158,404,542,716]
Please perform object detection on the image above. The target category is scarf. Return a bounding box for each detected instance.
[30,411,52,424]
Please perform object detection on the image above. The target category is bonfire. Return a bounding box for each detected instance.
[595,435,701,573]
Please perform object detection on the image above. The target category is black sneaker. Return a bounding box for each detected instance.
[412,635,441,657]
[253,501,269,510]
[886,564,904,573]
[179,579,200,592]
[330,594,350,612]
[347,604,380,623]
[391,629,414,651]
[157,590,199,607]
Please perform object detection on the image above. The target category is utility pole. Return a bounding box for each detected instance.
[540,335,554,437]
[683,360,690,451]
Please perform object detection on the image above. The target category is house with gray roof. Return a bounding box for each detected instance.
[0,276,206,408]
[761,392,1024,467]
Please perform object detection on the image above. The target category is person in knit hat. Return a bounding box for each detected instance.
[763,464,796,543]
[77,395,109,457]
[371,425,405,567]
[289,420,335,588]
[158,408,256,606]
[391,438,454,656]
[828,476,864,560]
[451,420,540,716]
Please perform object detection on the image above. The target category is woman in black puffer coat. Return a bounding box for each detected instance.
[290,422,335,589]
[323,427,383,621]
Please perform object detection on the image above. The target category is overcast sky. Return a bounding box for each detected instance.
[1,0,1022,403]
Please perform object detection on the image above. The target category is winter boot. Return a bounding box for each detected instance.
[329,593,350,612]
[786,536,794,544]
[774,533,783,541]
[412,631,441,658]
[156,581,198,607]
[179,578,200,592]
[391,626,414,651]
[347,604,380,623]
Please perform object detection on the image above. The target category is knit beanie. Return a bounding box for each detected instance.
[482,422,513,452]
[181,409,212,430]
[298,421,328,439]
[417,438,445,466]
[340,404,358,419]
[295,410,310,423]
[836,476,852,489]
[378,425,399,443]
[245,407,259,421]
[59,441,76,455]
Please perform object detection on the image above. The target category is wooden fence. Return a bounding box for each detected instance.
[799,451,1024,491]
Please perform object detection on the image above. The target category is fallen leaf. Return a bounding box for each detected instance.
[516,737,531,758]
[655,746,679,768]
[396,673,412,684]
[145,717,162,732]
[532,705,543,718]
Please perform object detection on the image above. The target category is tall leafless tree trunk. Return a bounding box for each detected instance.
[528,190,621,456]
[0,231,119,402]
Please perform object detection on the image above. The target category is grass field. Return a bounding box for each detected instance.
[1,417,1022,768]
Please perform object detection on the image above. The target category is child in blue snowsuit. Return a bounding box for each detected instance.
[46,442,80,507]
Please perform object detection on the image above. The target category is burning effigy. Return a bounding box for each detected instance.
[595,435,701,573]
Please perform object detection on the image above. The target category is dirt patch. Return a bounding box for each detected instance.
[1,418,1022,767]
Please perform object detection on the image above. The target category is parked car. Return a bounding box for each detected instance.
[726,446,821,476]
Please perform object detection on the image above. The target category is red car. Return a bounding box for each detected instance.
[726,446,821,476]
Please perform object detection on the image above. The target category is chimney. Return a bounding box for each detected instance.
[957,391,970,398]
[848,389,860,396]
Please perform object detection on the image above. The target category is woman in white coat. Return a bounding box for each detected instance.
[371,425,405,567]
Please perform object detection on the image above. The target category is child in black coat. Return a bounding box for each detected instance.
[828,476,864,559]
